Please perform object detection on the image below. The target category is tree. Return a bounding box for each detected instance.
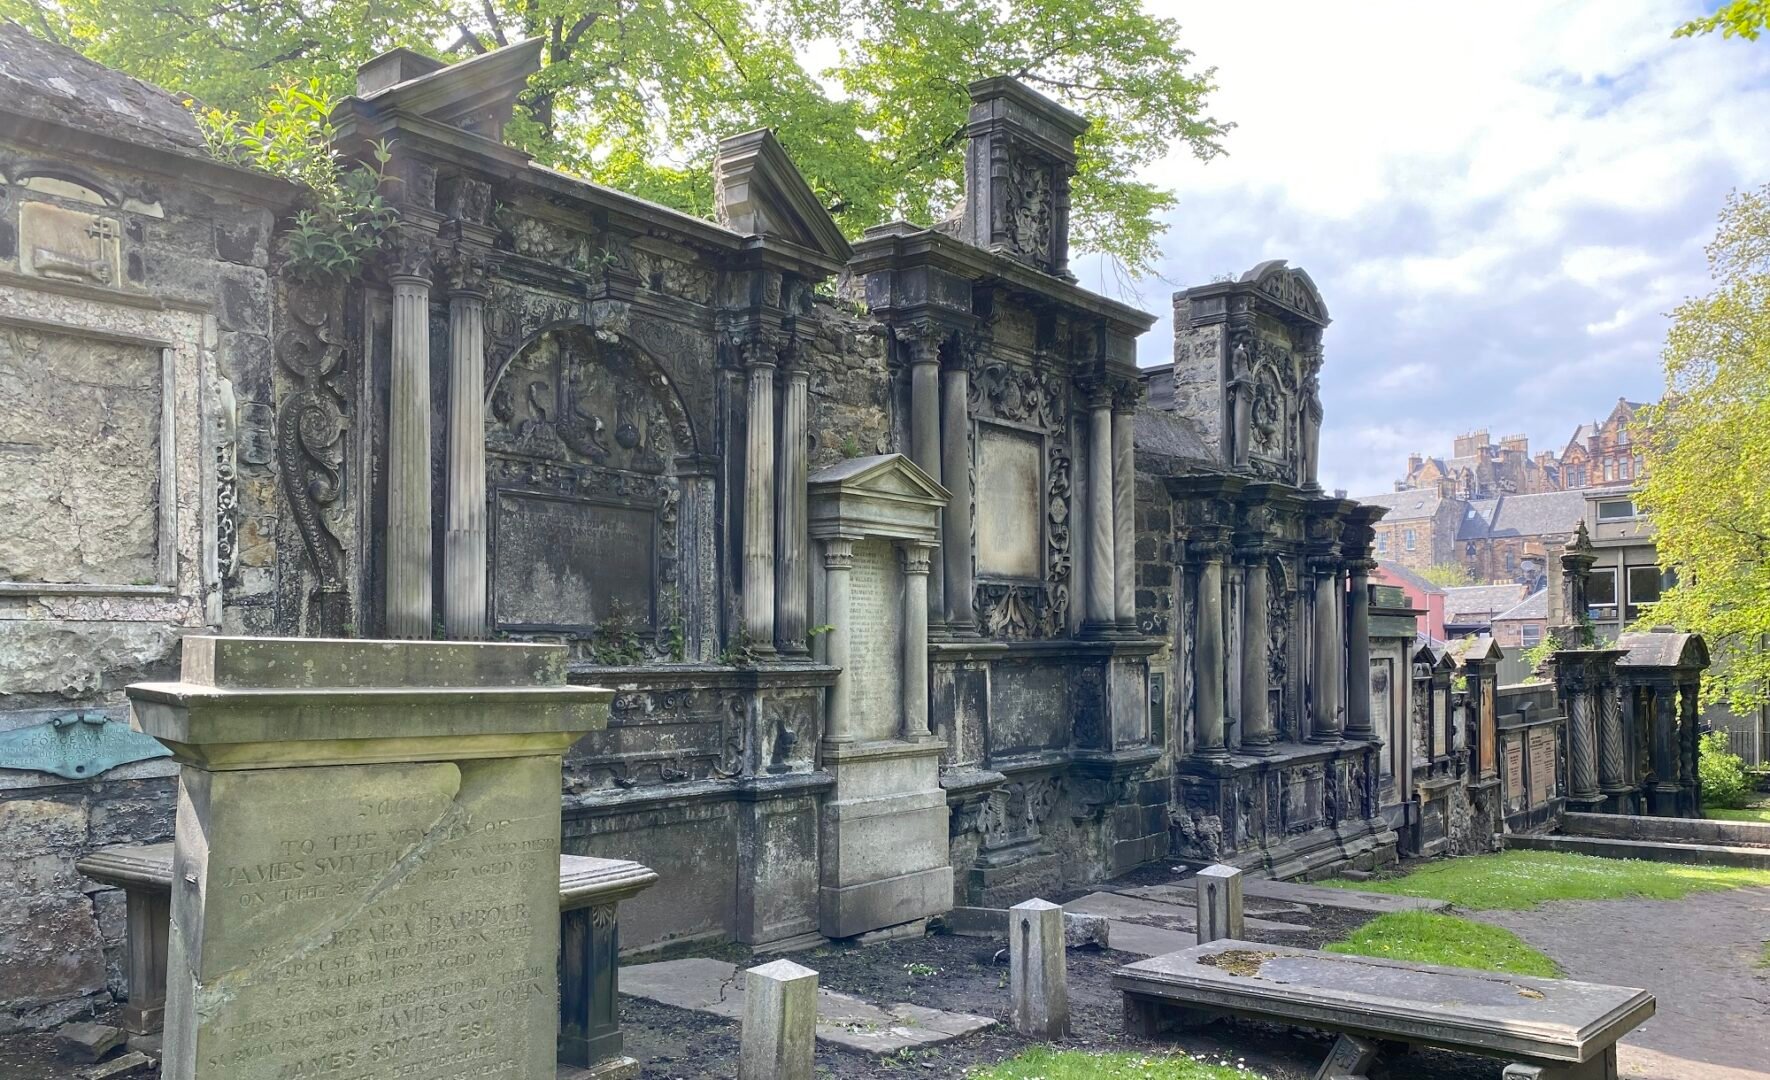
[1635,185,1770,713]
[1675,0,1770,41]
[2,0,1230,274]
[1420,563,1474,588]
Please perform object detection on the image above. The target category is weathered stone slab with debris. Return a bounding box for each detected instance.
[620,957,995,1055]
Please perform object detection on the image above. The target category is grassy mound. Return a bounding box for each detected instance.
[967,1048,1264,1079]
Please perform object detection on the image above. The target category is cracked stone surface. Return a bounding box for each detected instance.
[620,957,996,1054]
[1061,889,1311,957]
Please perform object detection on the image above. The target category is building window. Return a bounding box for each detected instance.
[1626,565,1672,621]
[1404,529,1416,552]
[1620,459,1631,480]
[1521,624,1543,647]
[1505,549,1516,571]
[1588,568,1618,622]
[1597,499,1635,520]
[1376,534,1389,554]
[1605,461,1616,482]
[1634,454,1645,476]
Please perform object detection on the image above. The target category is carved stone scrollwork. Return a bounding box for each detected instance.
[214,376,239,582]
[1003,151,1055,268]
[274,281,350,632]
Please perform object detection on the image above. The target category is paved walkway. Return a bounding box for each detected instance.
[1474,886,1770,1080]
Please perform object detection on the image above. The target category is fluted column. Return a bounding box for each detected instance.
[743,347,777,653]
[1344,561,1374,738]
[1240,553,1275,753]
[901,543,933,738]
[387,249,434,639]
[940,359,974,631]
[1085,390,1115,632]
[823,539,855,742]
[908,337,944,624]
[1310,559,1343,741]
[775,360,810,653]
[443,252,488,640]
[1192,538,1229,759]
[1111,393,1137,630]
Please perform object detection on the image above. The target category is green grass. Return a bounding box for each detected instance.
[1321,850,1770,910]
[1705,803,1770,823]
[967,1048,1265,1079]
[1323,911,1559,977]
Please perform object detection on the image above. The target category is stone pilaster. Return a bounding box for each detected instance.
[1239,551,1275,753]
[906,330,944,624]
[775,356,810,653]
[386,238,435,639]
[1111,384,1138,630]
[822,539,855,742]
[743,342,778,653]
[1085,388,1116,632]
[1191,534,1229,759]
[1344,561,1374,738]
[1309,555,1343,741]
[940,355,974,632]
[901,543,933,738]
[443,246,489,640]
[1648,682,1681,814]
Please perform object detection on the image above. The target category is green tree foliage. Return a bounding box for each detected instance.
[4,0,1230,274]
[1420,562,1474,588]
[1675,0,1770,41]
[1635,185,1770,713]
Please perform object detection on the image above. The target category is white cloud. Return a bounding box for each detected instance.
[1116,0,1770,496]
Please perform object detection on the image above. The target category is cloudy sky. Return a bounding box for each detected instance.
[1077,1,1770,498]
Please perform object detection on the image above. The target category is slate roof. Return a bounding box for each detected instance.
[1492,589,1548,624]
[1355,489,1444,521]
[1442,583,1527,624]
[1135,406,1210,461]
[0,21,205,156]
[1458,499,1499,540]
[1484,490,1589,538]
[1377,560,1444,598]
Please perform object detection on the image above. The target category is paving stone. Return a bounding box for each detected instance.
[1162,876,1450,914]
[621,958,995,1055]
[82,1051,153,1079]
[57,1021,123,1063]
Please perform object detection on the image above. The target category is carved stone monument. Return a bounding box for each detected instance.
[127,636,609,1080]
[809,455,953,937]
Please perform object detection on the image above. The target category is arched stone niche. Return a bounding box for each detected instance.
[484,324,715,661]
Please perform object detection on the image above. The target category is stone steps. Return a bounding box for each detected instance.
[1505,832,1770,870]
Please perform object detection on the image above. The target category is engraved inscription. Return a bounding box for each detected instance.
[183,759,560,1080]
[844,539,903,741]
[1504,737,1526,811]
[493,493,654,630]
[975,424,1042,580]
[1528,726,1557,807]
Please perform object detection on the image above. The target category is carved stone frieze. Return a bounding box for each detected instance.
[1002,151,1055,267]
[273,280,349,631]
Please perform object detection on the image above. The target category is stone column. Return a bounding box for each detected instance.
[1310,558,1343,741]
[823,539,855,742]
[901,542,933,739]
[1111,394,1137,630]
[1192,538,1229,759]
[1598,679,1629,806]
[1344,562,1374,738]
[775,360,810,653]
[387,252,435,639]
[443,253,488,640]
[1648,683,1680,816]
[1239,553,1275,753]
[1086,390,1116,631]
[908,336,944,623]
[1567,686,1600,806]
[940,359,974,631]
[743,346,777,653]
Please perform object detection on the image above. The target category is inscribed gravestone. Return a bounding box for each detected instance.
[1528,726,1557,807]
[129,636,609,1080]
[493,493,654,629]
[845,539,903,739]
[1504,736,1526,813]
[974,424,1042,579]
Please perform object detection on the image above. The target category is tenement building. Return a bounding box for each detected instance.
[0,31,1394,1028]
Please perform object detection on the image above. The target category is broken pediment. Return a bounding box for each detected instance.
[345,38,543,144]
[1239,259,1329,325]
[714,128,851,267]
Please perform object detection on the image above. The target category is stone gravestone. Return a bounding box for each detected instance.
[126,636,610,1080]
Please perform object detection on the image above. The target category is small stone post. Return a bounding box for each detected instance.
[740,959,818,1080]
[1009,899,1070,1040]
[1195,864,1244,945]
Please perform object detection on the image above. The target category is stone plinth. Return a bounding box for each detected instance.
[739,959,817,1080]
[1194,864,1243,945]
[1008,898,1069,1039]
[809,456,954,938]
[128,636,609,1080]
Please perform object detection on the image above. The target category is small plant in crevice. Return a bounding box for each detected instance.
[587,599,646,666]
[718,619,759,667]
[189,79,399,282]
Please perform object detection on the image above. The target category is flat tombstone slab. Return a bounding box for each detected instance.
[131,636,609,1080]
[1113,940,1653,1067]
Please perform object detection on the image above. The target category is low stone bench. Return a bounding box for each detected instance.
[1114,939,1653,1079]
[77,844,657,1076]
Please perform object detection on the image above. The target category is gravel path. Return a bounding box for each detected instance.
[1473,886,1770,1080]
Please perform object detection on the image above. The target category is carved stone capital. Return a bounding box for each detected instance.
[823,538,855,570]
[899,543,933,576]
[1110,377,1143,414]
[386,228,439,283]
[445,243,492,297]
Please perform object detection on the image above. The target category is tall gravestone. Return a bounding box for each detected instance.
[127,636,610,1080]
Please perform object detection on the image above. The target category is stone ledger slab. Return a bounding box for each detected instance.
[129,636,609,1080]
[621,958,994,1055]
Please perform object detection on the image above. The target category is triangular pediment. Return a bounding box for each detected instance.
[714,128,851,265]
[809,453,950,505]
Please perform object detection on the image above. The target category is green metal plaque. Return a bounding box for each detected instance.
[0,712,172,779]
